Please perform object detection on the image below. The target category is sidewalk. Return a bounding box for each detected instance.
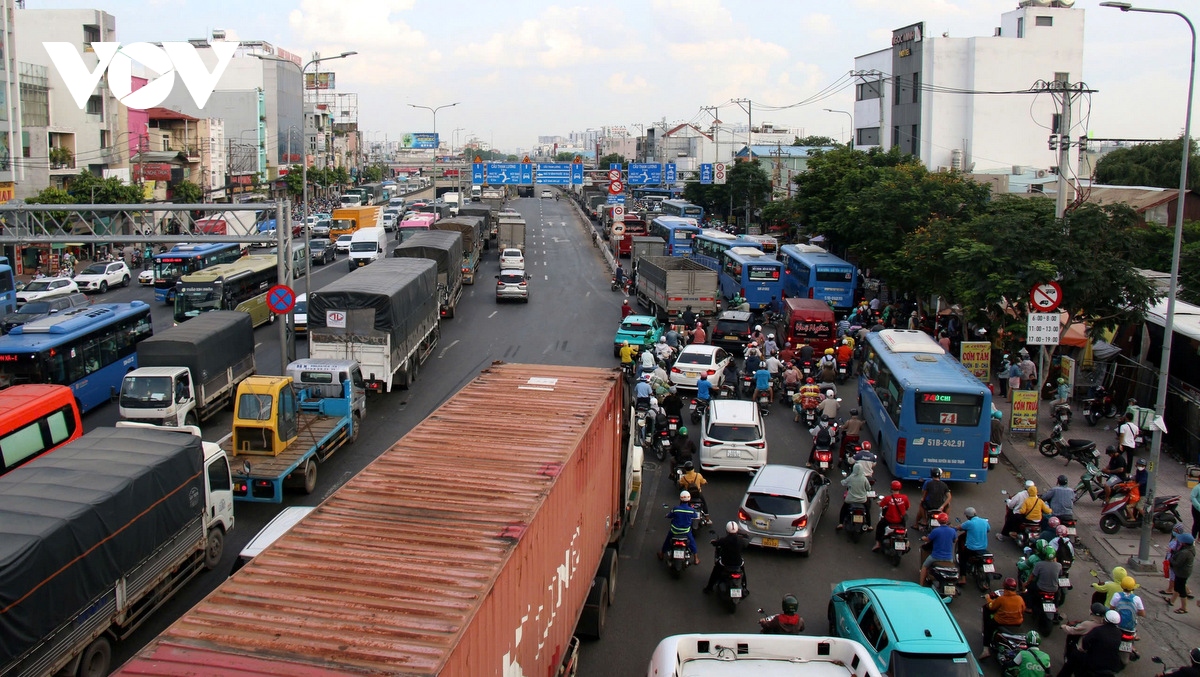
[995,391,1200,665]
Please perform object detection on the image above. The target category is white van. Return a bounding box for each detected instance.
[340,194,362,208]
[230,506,314,575]
[349,227,387,270]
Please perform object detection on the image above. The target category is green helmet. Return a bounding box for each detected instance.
[782,594,799,614]
[678,426,687,436]
[1034,539,1048,554]
[1043,546,1057,561]
[1025,630,1041,647]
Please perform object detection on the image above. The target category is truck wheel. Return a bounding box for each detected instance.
[203,527,224,569]
[302,460,318,494]
[576,577,608,639]
[184,411,198,427]
[77,636,112,677]
[600,547,618,606]
[348,412,361,444]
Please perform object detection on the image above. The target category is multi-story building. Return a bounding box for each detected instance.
[852,0,1084,175]
[315,91,356,171]
[141,108,225,200]
[0,0,21,202]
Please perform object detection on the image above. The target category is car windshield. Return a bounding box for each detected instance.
[17,302,50,314]
[675,352,711,365]
[707,423,760,442]
[294,300,307,314]
[621,322,653,333]
[338,236,353,243]
[23,280,52,292]
[311,240,327,250]
[503,250,521,258]
[890,653,977,677]
[499,273,524,284]
[745,492,804,516]
[82,263,107,275]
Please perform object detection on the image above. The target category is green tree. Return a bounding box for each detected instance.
[64,170,143,204]
[361,164,384,183]
[1124,220,1200,305]
[598,153,626,167]
[683,160,772,225]
[554,151,575,162]
[330,166,350,186]
[1094,136,1200,190]
[505,154,519,162]
[793,135,838,147]
[283,165,304,196]
[170,179,203,203]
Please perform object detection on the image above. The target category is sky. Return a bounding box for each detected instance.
[23,0,1200,154]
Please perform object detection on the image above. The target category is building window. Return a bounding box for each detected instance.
[18,63,49,128]
[1036,15,1053,27]
[911,124,920,153]
[892,125,901,147]
[857,127,880,146]
[85,95,103,119]
[912,72,920,103]
[21,130,28,158]
[83,24,100,46]
[1054,71,1070,84]
[1017,17,1024,38]
[856,81,882,101]
[100,130,109,149]
[893,76,901,105]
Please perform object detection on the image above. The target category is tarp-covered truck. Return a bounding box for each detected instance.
[117,363,638,677]
[307,258,439,392]
[635,255,720,323]
[393,230,464,319]
[498,213,526,253]
[0,425,234,677]
[433,215,485,284]
[119,310,255,427]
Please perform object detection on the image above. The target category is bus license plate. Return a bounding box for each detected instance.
[1119,641,1133,652]
[894,541,907,550]
[1043,602,1057,613]
[852,514,863,523]
[1058,578,1072,588]
[730,588,743,598]
[672,549,687,559]
[983,563,995,573]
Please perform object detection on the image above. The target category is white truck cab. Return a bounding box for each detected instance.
[349,227,387,270]
[286,358,367,422]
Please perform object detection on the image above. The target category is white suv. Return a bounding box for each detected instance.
[499,248,525,270]
[73,260,131,293]
[700,400,767,473]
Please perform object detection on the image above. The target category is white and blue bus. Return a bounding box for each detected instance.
[779,244,857,312]
[152,242,244,303]
[858,329,993,483]
[692,229,763,272]
[661,199,705,222]
[0,301,154,413]
[720,246,783,312]
[0,255,15,317]
[648,216,702,257]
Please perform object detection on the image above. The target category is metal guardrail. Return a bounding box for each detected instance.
[0,203,280,246]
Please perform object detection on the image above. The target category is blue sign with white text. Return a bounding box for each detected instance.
[606,195,626,205]
[408,133,439,149]
[520,163,533,185]
[699,163,713,184]
[665,163,677,183]
[472,163,485,185]
[627,163,662,185]
[535,162,573,185]
[486,163,523,185]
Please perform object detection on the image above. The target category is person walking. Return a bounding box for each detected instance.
[1117,412,1140,473]
[1164,523,1189,598]
[1019,352,1037,390]
[1167,534,1196,614]
[997,354,1012,399]
[1007,361,1023,402]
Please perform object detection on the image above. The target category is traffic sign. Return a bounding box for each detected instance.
[267,285,296,315]
[627,163,662,185]
[471,162,484,185]
[613,205,625,223]
[699,163,713,184]
[607,169,622,182]
[520,164,533,185]
[606,194,624,205]
[1030,281,1063,312]
[665,163,677,183]
[714,162,727,184]
[609,179,624,195]
[571,163,584,185]
[535,162,573,185]
[1027,312,1060,345]
[486,162,522,185]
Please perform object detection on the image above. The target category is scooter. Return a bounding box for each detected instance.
[929,561,960,601]
[709,549,747,614]
[661,504,696,579]
[739,371,754,399]
[779,381,798,406]
[878,523,910,567]
[1038,423,1098,467]
[801,360,814,379]
[1030,588,1060,635]
[983,617,1029,673]
[690,397,709,425]
[956,528,1000,592]
[1083,385,1119,426]
[1073,463,1108,503]
[1099,492,1182,534]
[1052,401,1073,430]
[1000,490,1044,547]
[756,390,772,418]
[802,402,819,428]
[836,360,849,385]
[842,502,871,543]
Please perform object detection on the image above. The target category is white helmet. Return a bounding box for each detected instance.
[659,336,667,343]
[755,325,762,331]
[680,490,692,502]
[768,333,775,339]
[826,390,835,398]
[726,521,739,534]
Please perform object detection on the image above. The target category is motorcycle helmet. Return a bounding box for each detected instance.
[1047,516,1061,529]
[825,348,835,355]
[755,325,762,332]
[1056,525,1070,538]
[659,336,667,343]
[930,467,942,478]
[1042,546,1057,560]
[806,377,814,384]
[1137,458,1148,468]
[679,490,691,502]
[622,340,630,347]
[726,521,739,535]
[1034,539,1048,554]
[683,461,694,471]
[678,426,688,436]
[1057,377,1067,385]
[1004,577,1018,590]
[782,594,799,614]
[826,390,835,398]
[1090,602,1107,616]
[891,480,902,491]
[1025,630,1042,647]
[1191,647,1200,666]
[768,333,775,339]
[964,507,977,518]
[936,513,950,525]
[992,409,1003,419]
[1058,474,1069,486]
[1121,576,1138,591]
[861,441,872,451]
[1105,610,1121,625]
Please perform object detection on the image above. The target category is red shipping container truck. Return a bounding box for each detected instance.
[116,362,633,677]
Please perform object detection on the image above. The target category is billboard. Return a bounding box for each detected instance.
[402,133,439,149]
[304,72,335,90]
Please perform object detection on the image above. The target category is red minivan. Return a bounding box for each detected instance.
[783,298,837,353]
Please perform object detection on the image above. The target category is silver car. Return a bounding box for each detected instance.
[737,464,831,555]
[496,269,530,302]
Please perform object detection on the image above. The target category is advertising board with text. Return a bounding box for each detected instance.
[1010,390,1039,433]
[959,341,992,382]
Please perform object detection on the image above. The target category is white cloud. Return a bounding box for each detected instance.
[607,73,649,95]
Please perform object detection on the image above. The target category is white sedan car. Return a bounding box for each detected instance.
[499,248,525,270]
[73,260,131,293]
[335,234,354,254]
[16,277,79,305]
[668,344,734,390]
[138,269,154,285]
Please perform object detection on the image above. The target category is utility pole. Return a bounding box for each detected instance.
[1036,78,1096,219]
[733,98,753,231]
[701,106,720,164]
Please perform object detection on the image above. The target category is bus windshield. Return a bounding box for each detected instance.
[175,284,222,318]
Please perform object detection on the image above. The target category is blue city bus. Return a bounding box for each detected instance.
[858,329,993,483]
[692,229,763,272]
[631,187,683,200]
[0,302,154,413]
[661,199,705,222]
[0,256,15,317]
[719,246,783,311]
[779,244,858,312]
[153,242,243,303]
[647,216,702,256]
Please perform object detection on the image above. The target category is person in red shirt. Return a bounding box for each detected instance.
[621,299,633,319]
[874,480,910,552]
[692,321,706,345]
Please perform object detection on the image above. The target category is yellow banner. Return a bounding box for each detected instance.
[1011,390,1039,433]
[960,341,992,382]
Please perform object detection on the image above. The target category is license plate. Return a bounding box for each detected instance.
[852,514,864,523]
[838,367,846,373]
[944,585,956,596]
[820,461,829,469]
[1043,602,1057,613]
[983,563,995,573]
[669,423,678,431]
[1066,527,1076,536]
[672,549,687,559]
[724,335,738,340]
[1119,641,1132,652]
[730,588,743,598]
[727,449,741,458]
[895,541,907,550]
[690,403,696,410]
[867,491,877,499]
[762,537,780,548]
[686,372,698,378]
[1058,578,1072,588]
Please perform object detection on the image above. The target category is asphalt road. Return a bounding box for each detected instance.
[81,192,1090,675]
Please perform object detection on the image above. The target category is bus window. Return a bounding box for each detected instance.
[0,385,82,474]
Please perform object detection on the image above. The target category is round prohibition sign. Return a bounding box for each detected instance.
[1029,281,1063,312]
[610,180,624,194]
[267,284,296,314]
[607,169,621,182]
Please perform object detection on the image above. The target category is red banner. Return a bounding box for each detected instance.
[134,163,172,181]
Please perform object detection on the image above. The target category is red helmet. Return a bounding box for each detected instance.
[861,440,872,451]
[805,377,814,384]
[890,480,902,491]
[1004,577,1018,590]
[936,512,950,525]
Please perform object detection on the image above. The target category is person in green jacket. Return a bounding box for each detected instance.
[1190,481,1200,540]
[1092,565,1128,607]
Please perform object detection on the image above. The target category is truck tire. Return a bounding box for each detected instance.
[203,527,224,570]
[184,411,198,427]
[302,460,318,494]
[77,636,112,677]
[600,547,618,606]
[576,577,608,639]
[348,411,361,444]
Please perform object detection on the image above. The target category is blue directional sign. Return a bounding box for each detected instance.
[472,163,485,185]
[486,162,522,185]
[699,163,713,185]
[606,195,625,205]
[571,163,584,185]
[610,162,623,171]
[520,163,533,185]
[535,162,573,185]
[627,163,662,185]
[665,163,677,184]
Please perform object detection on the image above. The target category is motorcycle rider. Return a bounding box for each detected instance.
[619,340,637,370]
[678,461,709,514]
[696,374,713,408]
[990,409,1005,458]
[957,507,991,576]
[1009,631,1052,677]
[751,324,765,346]
[850,441,877,480]
[614,263,626,289]
[1008,486,1052,542]
[634,374,653,410]
[809,417,836,468]
[638,344,657,378]
[798,341,815,365]
[919,512,958,588]
[660,490,700,565]
[752,362,773,404]
[1042,474,1076,526]
[1059,610,1124,677]
[671,426,697,469]
[1000,480,1037,540]
[873,480,910,552]
[1102,445,1130,501]
[759,594,804,635]
[681,305,696,331]
[794,377,821,422]
[979,577,1027,659]
[835,338,853,372]
[763,333,779,358]
[1024,542,1063,603]
[703,521,749,594]
[817,348,838,383]
[744,343,763,377]
[842,409,866,454]
[917,468,953,529]
[654,335,675,364]
[779,341,797,365]
[1111,476,1142,523]
[661,386,684,421]
[764,351,783,389]
[837,463,873,530]
[1049,525,1077,570]
[1110,576,1145,635]
[1052,377,1071,409]
[664,324,681,349]
[781,360,802,393]
[818,389,840,421]
[1154,647,1200,677]
[620,298,633,319]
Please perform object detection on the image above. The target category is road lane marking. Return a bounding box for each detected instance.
[437,339,460,359]
[488,310,497,318]
[255,342,263,349]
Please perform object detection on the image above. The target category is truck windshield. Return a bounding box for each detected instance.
[120,376,172,408]
[331,219,355,231]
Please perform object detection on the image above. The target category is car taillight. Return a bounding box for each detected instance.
[792,515,808,529]
[738,508,749,522]
[518,282,526,287]
[706,369,716,375]
[703,439,718,446]
[896,437,906,464]
[497,280,504,286]
[748,441,765,449]
[671,367,682,374]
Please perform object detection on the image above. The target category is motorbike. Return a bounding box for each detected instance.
[779,381,798,406]
[801,360,814,379]
[756,390,772,417]
[1083,385,1119,426]
[1000,490,1044,548]
[956,529,1000,592]
[1052,401,1073,430]
[929,561,960,601]
[690,397,709,425]
[1098,492,1182,534]
[983,618,1029,673]
[710,553,747,614]
[1073,463,1108,503]
[802,401,819,428]
[1030,588,1060,635]
[655,415,681,462]
[634,402,650,448]
[878,523,910,567]
[661,504,696,579]
[835,360,850,385]
[1038,423,1099,467]
[739,371,755,399]
[841,500,872,543]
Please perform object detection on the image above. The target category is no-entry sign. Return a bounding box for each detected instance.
[1030,281,1063,312]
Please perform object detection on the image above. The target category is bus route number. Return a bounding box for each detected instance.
[939,413,958,425]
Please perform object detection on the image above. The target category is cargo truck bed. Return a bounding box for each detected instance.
[224,411,352,502]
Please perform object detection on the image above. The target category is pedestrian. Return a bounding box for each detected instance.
[1007,361,1023,402]
[1019,352,1037,390]
[937,331,951,353]
[1168,534,1196,614]
[997,354,1011,399]
[1191,479,1200,540]
[1117,412,1140,472]
[1164,523,1189,598]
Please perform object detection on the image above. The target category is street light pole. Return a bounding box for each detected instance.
[1100,1,1195,570]
[408,102,459,153]
[824,108,854,148]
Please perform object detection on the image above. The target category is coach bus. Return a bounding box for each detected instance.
[0,302,153,413]
[648,216,702,257]
[719,246,783,312]
[612,214,649,257]
[779,244,858,312]
[692,229,764,272]
[631,186,683,201]
[174,255,278,328]
[858,329,993,483]
[660,199,705,222]
[0,384,83,475]
[151,243,244,304]
[742,234,779,255]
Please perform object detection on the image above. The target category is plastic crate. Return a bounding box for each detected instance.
[1127,405,1155,430]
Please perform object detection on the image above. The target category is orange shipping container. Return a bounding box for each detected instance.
[116,363,625,677]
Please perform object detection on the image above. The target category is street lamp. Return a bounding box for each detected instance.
[824,108,854,148]
[408,102,459,154]
[1099,1,1195,571]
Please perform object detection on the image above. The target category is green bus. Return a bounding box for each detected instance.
[174,255,278,327]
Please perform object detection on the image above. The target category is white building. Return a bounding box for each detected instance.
[0,0,20,202]
[853,0,1084,175]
